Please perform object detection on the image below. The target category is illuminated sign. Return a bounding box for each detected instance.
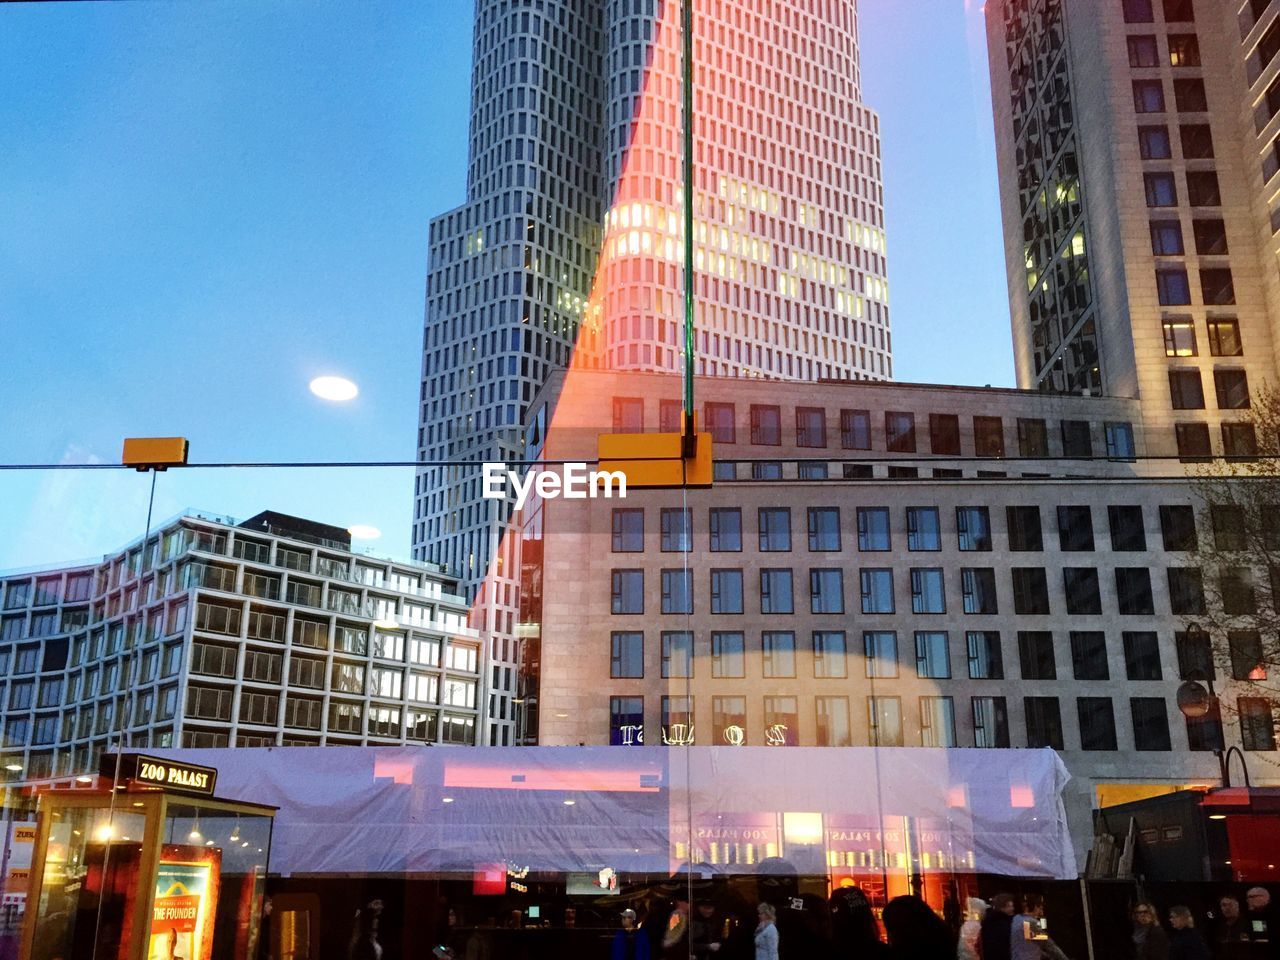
[102,754,218,796]
[150,855,217,960]
[482,462,626,510]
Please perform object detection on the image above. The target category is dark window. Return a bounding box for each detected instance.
[1061,421,1093,457]
[1058,506,1095,551]
[1109,506,1147,551]
[710,569,744,615]
[794,407,827,448]
[1133,80,1166,113]
[1150,220,1184,255]
[612,509,644,552]
[1230,631,1266,680]
[957,507,993,551]
[1123,632,1162,681]
[660,570,693,615]
[1123,0,1155,22]
[758,508,792,551]
[610,632,644,678]
[1138,125,1172,159]
[612,397,644,433]
[1169,370,1205,409]
[1215,369,1251,409]
[972,697,1010,748]
[907,507,941,551]
[1007,506,1044,552]
[760,569,794,614]
[857,508,891,551]
[840,409,871,449]
[1167,568,1207,614]
[1160,505,1197,550]
[929,414,960,456]
[1212,505,1247,550]
[1064,568,1103,615]
[1167,34,1200,66]
[1180,124,1214,159]
[1191,221,1228,260]
[1011,568,1050,615]
[1025,697,1064,749]
[1174,78,1208,112]
[1145,172,1178,206]
[1207,318,1243,356]
[1157,268,1192,304]
[1019,631,1057,680]
[1240,698,1277,751]
[709,508,742,552]
[1223,567,1258,615]
[609,697,644,746]
[750,405,782,445]
[885,412,917,453]
[1128,34,1159,66]
[704,402,736,443]
[974,417,1005,457]
[961,568,998,615]
[1175,423,1212,461]
[1201,269,1236,306]
[1071,631,1110,680]
[1187,700,1224,751]
[660,508,692,552]
[1162,0,1194,21]
[807,507,841,551]
[967,631,1004,679]
[611,569,644,615]
[1131,698,1172,751]
[1078,697,1118,750]
[1116,568,1155,615]
[1223,423,1258,459]
[1176,629,1214,680]
[1186,170,1220,205]
[1017,418,1049,457]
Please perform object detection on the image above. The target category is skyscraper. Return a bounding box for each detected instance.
[985,0,1280,458]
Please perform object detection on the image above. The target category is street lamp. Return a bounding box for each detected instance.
[1175,623,1252,789]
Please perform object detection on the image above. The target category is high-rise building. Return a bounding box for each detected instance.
[985,0,1280,457]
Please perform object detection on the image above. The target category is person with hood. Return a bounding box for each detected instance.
[1168,906,1210,960]
[829,887,891,958]
[980,894,1017,960]
[881,895,957,960]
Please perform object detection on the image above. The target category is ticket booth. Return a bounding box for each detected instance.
[19,753,275,960]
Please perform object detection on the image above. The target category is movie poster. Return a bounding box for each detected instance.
[148,847,221,960]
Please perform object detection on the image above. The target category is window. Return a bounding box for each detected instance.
[858,569,891,614]
[1187,699,1224,752]
[611,570,644,615]
[798,461,828,479]
[1223,423,1258,459]
[910,569,946,614]
[704,402,736,443]
[1212,505,1247,550]
[1163,319,1197,358]
[1176,422,1211,461]
[762,696,798,746]
[857,508,891,551]
[1123,0,1154,21]
[885,412,916,453]
[957,507,992,551]
[1019,631,1057,680]
[796,407,826,447]
[1207,318,1243,356]
[760,569,794,614]
[973,697,1010,748]
[1107,421,1138,461]
[659,399,682,433]
[1063,568,1102,615]
[656,509,693,556]
[1025,697,1065,749]
[709,508,742,552]
[1181,125,1214,160]
[1176,629,1214,681]
[1167,33,1200,66]
[1061,420,1094,458]
[1128,34,1159,66]
[1122,632,1162,681]
[1133,80,1166,113]
[1201,269,1236,306]
[813,631,848,679]
[967,631,1004,679]
[1131,698,1172,751]
[1071,631,1110,680]
[660,631,692,678]
[712,696,747,746]
[864,632,898,678]
[815,696,851,747]
[807,507,841,551]
[1109,506,1146,551]
[612,397,644,433]
[1160,505,1197,550]
[710,569,744,614]
[759,508,792,551]
[1145,173,1177,206]
[1229,630,1266,680]
[610,509,645,553]
[929,414,960,455]
[1078,698,1118,751]
[1017,418,1049,457]
[752,462,783,481]
[907,507,941,551]
[1138,125,1171,159]
[1169,370,1205,409]
[711,632,745,678]
[1240,698,1277,751]
[868,696,903,746]
[1167,567,1207,614]
[1058,506,1095,551]
[1174,78,1208,113]
[660,570,692,614]
[1117,569,1155,615]
[840,409,871,449]
[1215,369,1251,409]
[1149,222,1184,260]
[1162,0,1193,21]
[1012,568,1051,615]
[610,696,644,746]
[915,632,951,679]
[961,568,998,614]
[920,697,957,747]
[750,405,782,445]
[762,631,796,678]
[610,632,644,679]
[967,417,1003,459]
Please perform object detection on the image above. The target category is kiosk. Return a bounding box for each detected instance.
[19,754,275,960]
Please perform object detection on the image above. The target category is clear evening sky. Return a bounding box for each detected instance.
[0,0,1008,569]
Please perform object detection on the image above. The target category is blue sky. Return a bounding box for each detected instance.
[0,0,1008,569]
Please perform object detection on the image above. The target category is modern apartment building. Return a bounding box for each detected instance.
[985,0,1280,457]
[0,511,483,785]
[516,370,1275,865]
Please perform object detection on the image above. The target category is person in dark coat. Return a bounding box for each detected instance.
[1214,895,1250,960]
[829,887,890,957]
[980,893,1017,960]
[881,895,957,960]
[1168,906,1211,960]
[1131,902,1170,960]
[690,898,725,959]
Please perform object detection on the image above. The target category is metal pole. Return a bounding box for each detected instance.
[681,0,696,458]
